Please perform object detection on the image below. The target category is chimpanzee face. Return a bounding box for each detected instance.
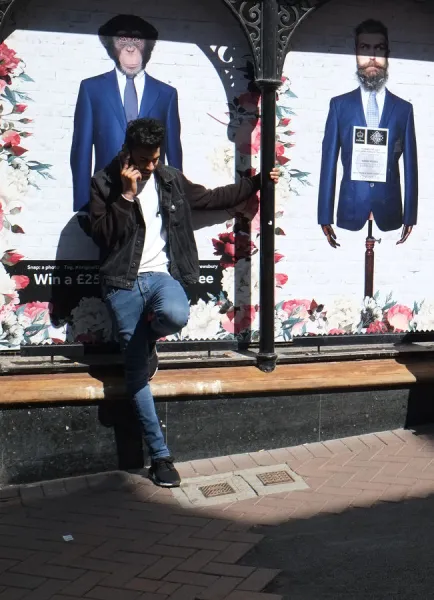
[113,34,146,76]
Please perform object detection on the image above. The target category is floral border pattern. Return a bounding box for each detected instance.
[1,46,433,349]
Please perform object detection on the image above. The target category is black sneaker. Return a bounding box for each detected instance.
[149,343,159,381]
[148,456,181,488]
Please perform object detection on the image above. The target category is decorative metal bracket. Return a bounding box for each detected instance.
[0,0,19,40]
[222,0,327,82]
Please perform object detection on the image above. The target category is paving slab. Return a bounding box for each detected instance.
[0,427,433,599]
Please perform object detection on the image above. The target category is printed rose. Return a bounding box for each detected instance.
[251,209,260,234]
[386,304,413,332]
[212,231,256,268]
[2,131,21,147]
[0,43,20,76]
[282,299,311,318]
[366,320,388,334]
[13,104,27,114]
[11,275,29,290]
[221,304,257,335]
[19,301,51,323]
[234,118,261,155]
[1,251,24,266]
[328,328,346,335]
[237,91,260,113]
[275,273,288,287]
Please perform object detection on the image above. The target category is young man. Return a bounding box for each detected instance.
[318,19,418,248]
[89,118,280,487]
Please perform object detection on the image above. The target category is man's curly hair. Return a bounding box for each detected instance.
[125,118,166,149]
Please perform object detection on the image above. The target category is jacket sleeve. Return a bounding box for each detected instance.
[182,173,261,211]
[317,98,340,225]
[403,105,418,226]
[70,82,94,213]
[165,89,183,171]
[88,177,135,250]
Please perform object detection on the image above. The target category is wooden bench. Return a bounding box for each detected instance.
[1,357,434,404]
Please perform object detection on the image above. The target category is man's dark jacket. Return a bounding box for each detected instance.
[89,158,260,290]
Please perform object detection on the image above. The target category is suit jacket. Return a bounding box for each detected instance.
[70,69,183,212]
[317,87,418,232]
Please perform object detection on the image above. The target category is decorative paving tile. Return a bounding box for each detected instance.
[171,464,308,507]
[172,473,257,507]
[237,464,309,497]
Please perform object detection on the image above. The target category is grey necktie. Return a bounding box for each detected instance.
[124,75,138,123]
[366,91,379,129]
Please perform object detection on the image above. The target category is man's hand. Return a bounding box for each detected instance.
[269,167,280,183]
[396,225,413,245]
[121,156,142,201]
[321,224,340,248]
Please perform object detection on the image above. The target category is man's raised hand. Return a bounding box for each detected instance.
[121,157,142,201]
[269,167,281,184]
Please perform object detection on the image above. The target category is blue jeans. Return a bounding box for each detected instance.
[103,272,190,460]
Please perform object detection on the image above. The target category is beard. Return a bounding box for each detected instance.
[357,62,389,92]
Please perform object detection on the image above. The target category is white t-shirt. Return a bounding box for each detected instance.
[136,173,168,274]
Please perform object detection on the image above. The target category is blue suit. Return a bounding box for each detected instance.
[70,69,183,212]
[318,88,418,232]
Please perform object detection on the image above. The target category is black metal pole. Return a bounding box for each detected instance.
[256,0,281,373]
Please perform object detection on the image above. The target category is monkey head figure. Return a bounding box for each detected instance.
[98,14,158,77]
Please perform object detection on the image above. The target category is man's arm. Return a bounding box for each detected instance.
[88,177,135,250]
[165,89,183,171]
[318,98,340,225]
[182,173,261,211]
[70,82,94,212]
[403,105,418,226]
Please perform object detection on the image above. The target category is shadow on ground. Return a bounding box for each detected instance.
[242,428,434,600]
[1,427,434,598]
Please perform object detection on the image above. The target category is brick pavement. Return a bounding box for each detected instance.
[0,427,433,599]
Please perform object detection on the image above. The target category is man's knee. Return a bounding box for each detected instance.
[155,301,190,335]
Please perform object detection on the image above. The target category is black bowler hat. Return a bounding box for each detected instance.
[98,14,158,40]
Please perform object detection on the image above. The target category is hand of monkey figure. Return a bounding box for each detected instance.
[321,224,340,248]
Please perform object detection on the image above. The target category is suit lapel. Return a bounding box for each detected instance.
[139,74,161,117]
[103,70,127,130]
[354,88,367,127]
[379,89,396,128]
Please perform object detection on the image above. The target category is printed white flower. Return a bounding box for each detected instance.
[48,324,67,343]
[0,159,29,204]
[362,296,382,318]
[0,310,24,347]
[326,297,361,333]
[69,297,113,342]
[17,313,32,330]
[181,299,221,340]
[208,145,236,181]
[414,301,434,332]
[221,255,260,307]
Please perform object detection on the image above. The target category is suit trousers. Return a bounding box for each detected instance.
[103,272,190,459]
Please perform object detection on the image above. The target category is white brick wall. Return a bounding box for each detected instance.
[6,0,249,260]
[4,0,434,310]
[278,0,434,307]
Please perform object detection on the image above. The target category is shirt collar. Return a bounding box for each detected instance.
[360,85,386,99]
[116,68,146,82]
